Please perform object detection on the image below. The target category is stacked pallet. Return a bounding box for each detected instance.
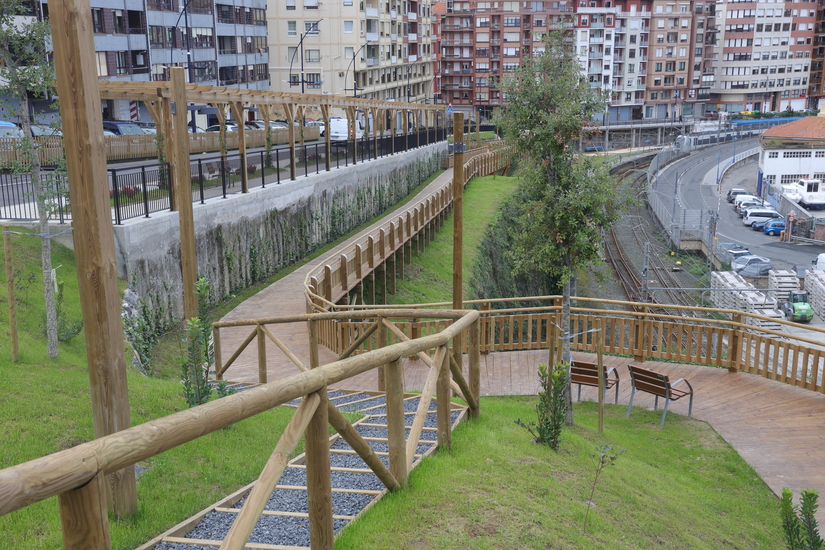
[710,271,750,312]
[804,269,825,319]
[768,270,800,304]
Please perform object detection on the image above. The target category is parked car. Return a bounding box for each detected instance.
[25,124,62,137]
[733,194,762,209]
[245,120,267,130]
[743,208,782,226]
[763,219,797,236]
[205,124,238,132]
[737,200,770,216]
[726,188,749,203]
[188,126,206,133]
[751,219,773,231]
[0,120,24,138]
[738,263,775,277]
[102,120,145,136]
[733,255,771,272]
[719,241,748,253]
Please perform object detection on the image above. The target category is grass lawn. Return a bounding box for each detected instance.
[335,399,783,549]
[389,174,520,305]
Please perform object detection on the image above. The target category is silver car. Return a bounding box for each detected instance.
[732,255,771,272]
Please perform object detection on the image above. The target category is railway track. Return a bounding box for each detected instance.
[604,160,706,318]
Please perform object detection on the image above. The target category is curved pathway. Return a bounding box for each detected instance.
[218,158,825,518]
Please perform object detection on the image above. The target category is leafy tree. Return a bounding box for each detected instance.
[0,0,63,358]
[495,30,630,424]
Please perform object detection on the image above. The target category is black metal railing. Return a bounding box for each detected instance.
[2,127,451,225]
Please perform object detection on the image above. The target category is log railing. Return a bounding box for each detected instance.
[317,296,825,396]
[0,308,480,550]
[302,145,510,336]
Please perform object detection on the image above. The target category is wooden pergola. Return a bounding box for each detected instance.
[50,0,449,521]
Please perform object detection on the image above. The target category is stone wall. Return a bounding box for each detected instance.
[113,143,446,323]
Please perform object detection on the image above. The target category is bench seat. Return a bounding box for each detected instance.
[626,364,693,425]
[570,361,620,405]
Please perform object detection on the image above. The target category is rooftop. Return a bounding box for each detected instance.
[761,115,825,141]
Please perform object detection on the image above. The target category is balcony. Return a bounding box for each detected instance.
[366,32,379,42]
[408,32,418,41]
[391,9,397,18]
[615,26,627,33]
[409,54,418,62]
[408,11,417,21]
[590,22,604,29]
[391,33,397,41]
[490,38,501,45]
[619,11,650,17]
[366,6,379,17]
[522,38,531,45]
[590,37,604,44]
[366,57,379,66]
[614,41,626,48]
[589,52,604,59]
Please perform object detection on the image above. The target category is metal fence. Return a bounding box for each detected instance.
[1,126,450,225]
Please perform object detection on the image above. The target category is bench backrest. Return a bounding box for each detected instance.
[628,364,670,398]
[571,361,603,386]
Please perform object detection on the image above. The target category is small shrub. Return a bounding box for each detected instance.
[583,445,625,533]
[781,488,823,550]
[46,281,83,343]
[121,186,137,199]
[515,362,569,450]
[247,165,257,175]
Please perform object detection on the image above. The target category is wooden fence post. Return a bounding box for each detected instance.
[437,344,452,449]
[633,307,648,363]
[213,325,222,380]
[480,302,490,355]
[385,356,408,485]
[376,316,386,392]
[3,225,18,362]
[729,313,742,373]
[469,319,481,418]
[257,324,267,384]
[306,319,333,548]
[58,473,111,550]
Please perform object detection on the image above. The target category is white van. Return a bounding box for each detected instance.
[742,208,782,226]
[327,118,364,141]
[733,194,761,208]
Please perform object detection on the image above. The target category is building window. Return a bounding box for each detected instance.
[116,51,129,74]
[344,20,353,33]
[96,51,108,77]
[306,72,321,88]
[92,8,105,33]
[305,49,320,62]
[288,21,297,36]
[783,151,812,158]
[816,151,825,158]
[287,0,296,9]
[305,21,320,34]
[768,152,779,158]
[113,10,126,34]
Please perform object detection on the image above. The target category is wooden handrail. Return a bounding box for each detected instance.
[0,308,479,518]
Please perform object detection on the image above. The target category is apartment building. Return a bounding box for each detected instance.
[266,0,435,119]
[715,0,816,113]
[8,1,269,125]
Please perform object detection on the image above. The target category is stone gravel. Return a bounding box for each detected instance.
[330,438,434,455]
[232,488,377,516]
[278,466,386,491]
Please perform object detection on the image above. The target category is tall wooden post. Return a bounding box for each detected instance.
[468,318,480,418]
[321,104,331,171]
[306,319,333,548]
[3,226,18,362]
[596,319,604,433]
[452,112,465,369]
[437,344,452,448]
[171,68,198,321]
[49,0,137,516]
[229,102,249,193]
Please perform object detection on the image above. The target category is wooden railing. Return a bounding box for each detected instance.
[0,308,480,550]
[314,296,825,395]
[302,145,510,316]
[0,127,322,166]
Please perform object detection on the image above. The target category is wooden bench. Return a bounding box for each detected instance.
[626,364,693,425]
[570,361,620,405]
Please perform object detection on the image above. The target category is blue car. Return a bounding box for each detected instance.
[763,220,797,236]
[751,219,775,231]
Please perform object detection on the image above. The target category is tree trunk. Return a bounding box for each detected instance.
[18,87,58,359]
[561,273,573,426]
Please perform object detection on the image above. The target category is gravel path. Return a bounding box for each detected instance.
[153,392,463,548]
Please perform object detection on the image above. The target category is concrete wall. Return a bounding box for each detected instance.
[114,142,446,322]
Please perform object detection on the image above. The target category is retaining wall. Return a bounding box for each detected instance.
[113,142,447,322]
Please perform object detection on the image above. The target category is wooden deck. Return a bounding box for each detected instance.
[217,166,825,519]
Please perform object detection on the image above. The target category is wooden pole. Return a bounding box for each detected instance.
[385,356,408,485]
[452,112,465,372]
[257,324,267,384]
[305,319,333,548]
[468,319,480,418]
[437,345,452,449]
[229,102,249,193]
[596,319,604,433]
[321,104,331,172]
[285,103,297,180]
[58,472,111,550]
[171,68,198,322]
[3,226,18,362]
[376,315,386,392]
[49,0,137,516]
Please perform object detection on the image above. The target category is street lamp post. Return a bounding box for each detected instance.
[288,19,325,94]
[716,153,721,186]
[343,44,368,98]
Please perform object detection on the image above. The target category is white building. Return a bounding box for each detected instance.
[757,114,825,201]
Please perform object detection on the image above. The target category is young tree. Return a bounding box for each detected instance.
[0,0,61,358]
[496,30,629,425]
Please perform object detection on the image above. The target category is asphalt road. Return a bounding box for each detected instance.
[655,139,825,271]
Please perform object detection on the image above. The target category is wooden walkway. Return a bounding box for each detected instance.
[217,164,825,518]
